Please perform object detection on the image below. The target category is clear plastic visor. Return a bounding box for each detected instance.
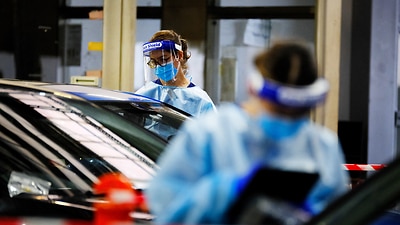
[249,72,329,108]
[142,41,181,83]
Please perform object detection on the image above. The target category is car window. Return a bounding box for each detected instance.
[96,101,189,141]
[0,82,168,161]
[0,89,159,190]
[57,96,168,162]
[22,83,190,142]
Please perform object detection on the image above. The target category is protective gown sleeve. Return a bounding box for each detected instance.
[304,127,350,214]
[136,82,216,117]
[145,116,238,224]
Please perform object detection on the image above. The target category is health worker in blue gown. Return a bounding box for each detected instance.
[135,30,216,117]
[145,40,351,225]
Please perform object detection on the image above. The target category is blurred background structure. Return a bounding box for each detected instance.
[0,0,398,182]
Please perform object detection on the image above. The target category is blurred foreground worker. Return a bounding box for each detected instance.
[135,30,216,117]
[146,40,350,224]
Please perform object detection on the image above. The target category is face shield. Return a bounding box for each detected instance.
[143,40,182,83]
[248,72,329,108]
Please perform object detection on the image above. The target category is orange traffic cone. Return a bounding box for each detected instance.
[93,173,136,225]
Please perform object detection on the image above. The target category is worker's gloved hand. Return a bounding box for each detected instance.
[235,163,262,194]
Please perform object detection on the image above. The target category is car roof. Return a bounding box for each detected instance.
[1,78,164,101]
[40,83,161,102]
[0,79,192,117]
[0,79,85,101]
[0,79,158,101]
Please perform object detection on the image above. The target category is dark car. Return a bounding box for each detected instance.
[0,84,160,223]
[232,157,400,225]
[305,156,400,225]
[0,79,191,142]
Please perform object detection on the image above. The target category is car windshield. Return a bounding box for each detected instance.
[96,101,188,141]
[0,88,159,192]
[59,97,167,161]
[36,84,191,142]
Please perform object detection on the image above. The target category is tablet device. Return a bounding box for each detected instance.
[227,167,319,222]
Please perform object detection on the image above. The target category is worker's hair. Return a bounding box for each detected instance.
[254,40,319,116]
[149,30,191,71]
[254,40,317,86]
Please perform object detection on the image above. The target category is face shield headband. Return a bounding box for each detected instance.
[249,72,329,108]
[143,40,182,56]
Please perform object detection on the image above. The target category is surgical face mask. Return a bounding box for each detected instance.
[155,61,178,82]
[257,113,307,141]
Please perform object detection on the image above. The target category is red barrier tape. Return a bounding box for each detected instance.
[343,164,386,171]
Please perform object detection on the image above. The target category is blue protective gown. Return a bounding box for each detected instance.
[135,80,217,117]
[146,103,350,224]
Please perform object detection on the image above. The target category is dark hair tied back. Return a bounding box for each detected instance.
[254,40,317,86]
[150,30,191,70]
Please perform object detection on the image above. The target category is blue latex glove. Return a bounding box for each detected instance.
[235,163,262,194]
